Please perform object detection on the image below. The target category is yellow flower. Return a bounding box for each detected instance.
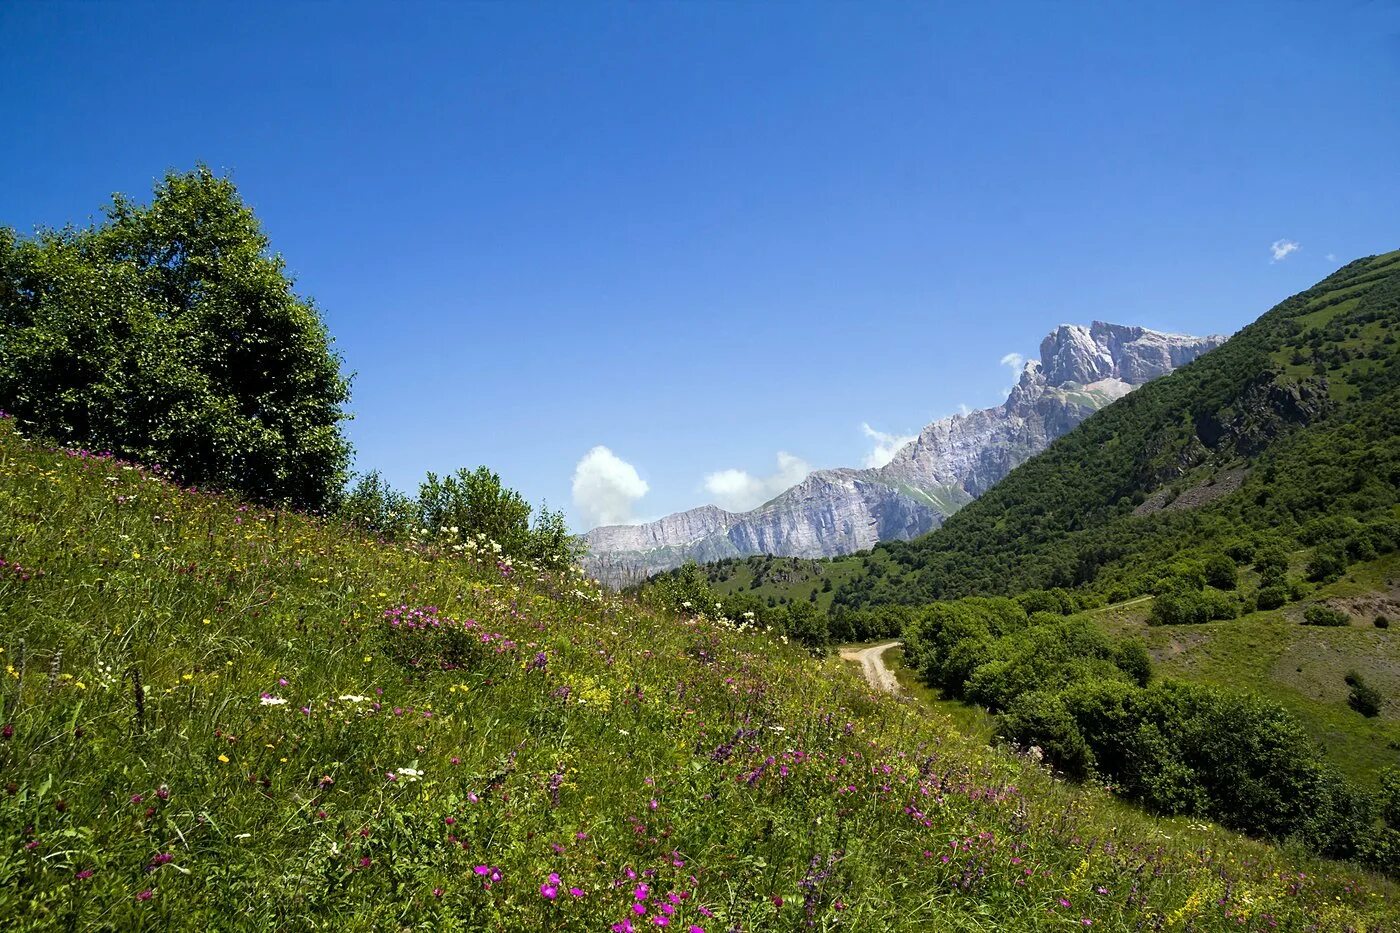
[218,754,230,763]
[202,618,211,625]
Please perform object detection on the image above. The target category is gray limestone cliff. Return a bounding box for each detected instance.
[582,322,1224,587]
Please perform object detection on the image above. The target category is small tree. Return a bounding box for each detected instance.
[1345,671,1382,717]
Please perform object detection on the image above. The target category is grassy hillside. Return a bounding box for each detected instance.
[664,554,873,613]
[1087,553,1400,790]
[830,249,1400,607]
[2,418,1396,929]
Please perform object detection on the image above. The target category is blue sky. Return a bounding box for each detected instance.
[3,1,1397,531]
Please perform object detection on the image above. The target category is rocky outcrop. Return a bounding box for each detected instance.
[582,322,1225,587]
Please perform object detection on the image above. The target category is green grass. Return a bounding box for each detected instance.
[1084,561,1400,789]
[1,417,1396,930]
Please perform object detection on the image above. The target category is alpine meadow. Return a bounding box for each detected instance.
[4,3,1400,930]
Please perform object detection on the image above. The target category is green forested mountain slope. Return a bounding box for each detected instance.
[831,250,1400,609]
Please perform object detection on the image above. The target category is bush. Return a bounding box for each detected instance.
[1345,671,1383,717]
[1256,585,1289,610]
[0,167,351,510]
[1381,767,1400,830]
[1306,542,1348,583]
[999,690,1093,778]
[338,471,416,540]
[416,466,580,567]
[1302,604,1350,627]
[1377,614,1391,629]
[1204,553,1239,590]
[1150,585,1237,626]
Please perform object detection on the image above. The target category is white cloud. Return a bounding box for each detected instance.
[860,423,917,468]
[572,446,649,528]
[957,404,972,417]
[703,452,811,512]
[998,351,1027,397]
[1270,239,1300,262]
[1326,253,1338,263]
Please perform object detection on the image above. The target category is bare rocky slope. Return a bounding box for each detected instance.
[583,322,1224,587]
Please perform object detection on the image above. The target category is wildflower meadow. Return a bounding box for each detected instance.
[0,413,1394,930]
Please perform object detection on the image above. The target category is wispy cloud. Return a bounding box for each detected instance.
[1270,239,1300,263]
[572,446,649,528]
[703,452,811,512]
[861,424,917,468]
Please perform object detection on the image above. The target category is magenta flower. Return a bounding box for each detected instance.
[136,889,153,902]
[540,873,560,899]
[569,887,585,898]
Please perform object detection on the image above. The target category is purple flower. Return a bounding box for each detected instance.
[540,873,560,900]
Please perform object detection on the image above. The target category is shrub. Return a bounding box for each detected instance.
[1256,585,1289,610]
[1302,604,1350,627]
[339,471,416,540]
[417,466,580,567]
[1113,640,1153,687]
[1345,671,1383,717]
[1204,553,1239,590]
[1377,614,1391,629]
[999,690,1093,778]
[1150,585,1237,626]
[1381,767,1400,830]
[1306,542,1348,583]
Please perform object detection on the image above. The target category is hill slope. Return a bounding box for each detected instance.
[829,250,1400,608]
[0,417,1393,929]
[584,322,1221,588]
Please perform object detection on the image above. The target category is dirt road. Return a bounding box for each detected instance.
[839,641,902,694]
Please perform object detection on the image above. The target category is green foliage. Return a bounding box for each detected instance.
[998,691,1092,778]
[1149,583,1238,626]
[824,251,1400,610]
[901,590,1393,870]
[1203,553,1239,590]
[1381,767,1400,830]
[1346,670,1383,717]
[418,467,533,553]
[1255,585,1289,610]
[1303,604,1351,627]
[0,167,351,510]
[0,414,1396,926]
[1307,541,1349,583]
[339,470,417,540]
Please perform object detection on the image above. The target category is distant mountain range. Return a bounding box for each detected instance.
[582,321,1225,587]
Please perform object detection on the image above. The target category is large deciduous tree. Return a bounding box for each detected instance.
[0,166,352,510]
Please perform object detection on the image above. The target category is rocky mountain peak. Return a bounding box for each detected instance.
[1039,321,1217,387]
[580,321,1225,587]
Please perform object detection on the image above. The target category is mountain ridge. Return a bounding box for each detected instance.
[583,321,1225,586]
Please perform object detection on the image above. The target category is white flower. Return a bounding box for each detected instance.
[397,767,424,782]
[338,694,369,704]
[260,695,288,706]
